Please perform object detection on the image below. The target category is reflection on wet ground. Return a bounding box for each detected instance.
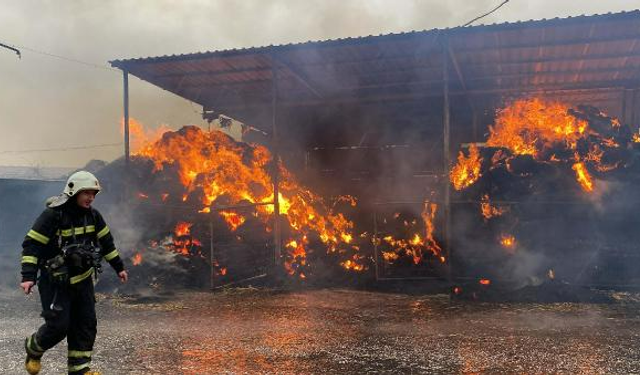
[3,288,640,374]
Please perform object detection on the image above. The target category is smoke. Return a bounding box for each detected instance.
[503,247,548,290]
[94,199,199,294]
[2,1,637,168]
[0,180,63,289]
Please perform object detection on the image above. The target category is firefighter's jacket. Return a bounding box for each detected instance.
[21,202,124,284]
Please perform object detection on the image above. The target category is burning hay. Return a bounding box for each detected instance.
[95,120,453,289]
[451,98,638,195]
[96,96,639,292]
[99,125,371,288]
[450,97,640,290]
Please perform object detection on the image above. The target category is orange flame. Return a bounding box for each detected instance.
[499,234,516,251]
[382,251,400,262]
[480,194,505,220]
[479,279,491,286]
[486,98,588,157]
[174,222,192,237]
[479,98,635,192]
[134,125,362,273]
[380,202,444,265]
[572,162,594,192]
[284,239,307,277]
[132,253,143,266]
[122,118,171,153]
[172,222,201,256]
[450,144,482,190]
[423,202,444,262]
[633,133,640,143]
[219,211,246,232]
[341,256,365,271]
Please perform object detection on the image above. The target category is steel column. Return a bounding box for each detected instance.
[271,64,282,264]
[633,89,639,128]
[123,70,130,166]
[373,210,379,281]
[214,219,215,290]
[442,42,452,282]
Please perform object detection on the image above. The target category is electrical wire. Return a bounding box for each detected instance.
[0,41,20,58]
[2,41,117,72]
[463,0,511,27]
[0,143,122,154]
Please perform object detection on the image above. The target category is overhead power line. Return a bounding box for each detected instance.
[1,40,117,72]
[0,142,122,154]
[463,0,511,27]
[0,41,20,58]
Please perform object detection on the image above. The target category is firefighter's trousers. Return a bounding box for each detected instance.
[27,272,97,375]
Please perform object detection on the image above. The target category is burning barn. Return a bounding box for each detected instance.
[105,11,640,293]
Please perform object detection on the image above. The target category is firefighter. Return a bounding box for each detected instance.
[20,171,128,375]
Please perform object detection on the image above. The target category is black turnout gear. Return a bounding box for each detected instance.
[21,202,124,374]
[29,275,97,374]
[21,204,124,283]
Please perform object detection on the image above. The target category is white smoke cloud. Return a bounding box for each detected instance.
[0,1,636,168]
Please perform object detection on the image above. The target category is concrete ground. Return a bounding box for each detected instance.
[1,287,640,374]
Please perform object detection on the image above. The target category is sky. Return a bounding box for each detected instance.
[0,0,638,168]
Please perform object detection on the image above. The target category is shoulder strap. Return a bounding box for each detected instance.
[90,208,99,244]
[56,209,64,247]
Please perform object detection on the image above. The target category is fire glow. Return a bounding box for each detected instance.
[380,202,445,265]
[132,124,363,277]
[132,253,143,266]
[447,98,638,290]
[480,194,505,220]
[453,98,632,194]
[450,144,482,191]
[499,234,516,250]
[486,98,588,157]
[572,162,594,192]
[476,98,635,193]
[172,222,202,256]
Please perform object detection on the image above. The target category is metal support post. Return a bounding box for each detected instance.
[123,70,130,165]
[210,219,215,290]
[373,210,380,281]
[122,69,130,203]
[472,110,479,142]
[442,42,452,283]
[631,89,640,131]
[271,63,282,265]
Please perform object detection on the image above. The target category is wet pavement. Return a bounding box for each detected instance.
[2,287,640,374]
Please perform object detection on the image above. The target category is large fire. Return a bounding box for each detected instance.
[451,97,637,258]
[453,98,634,193]
[486,98,588,157]
[133,125,362,277]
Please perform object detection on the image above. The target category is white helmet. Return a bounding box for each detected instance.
[63,171,101,197]
[46,171,102,208]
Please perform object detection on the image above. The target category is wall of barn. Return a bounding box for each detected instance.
[0,179,61,287]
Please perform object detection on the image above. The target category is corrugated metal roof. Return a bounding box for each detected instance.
[110,10,640,114]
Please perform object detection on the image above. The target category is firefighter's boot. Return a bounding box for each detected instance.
[24,336,43,375]
[24,356,41,375]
